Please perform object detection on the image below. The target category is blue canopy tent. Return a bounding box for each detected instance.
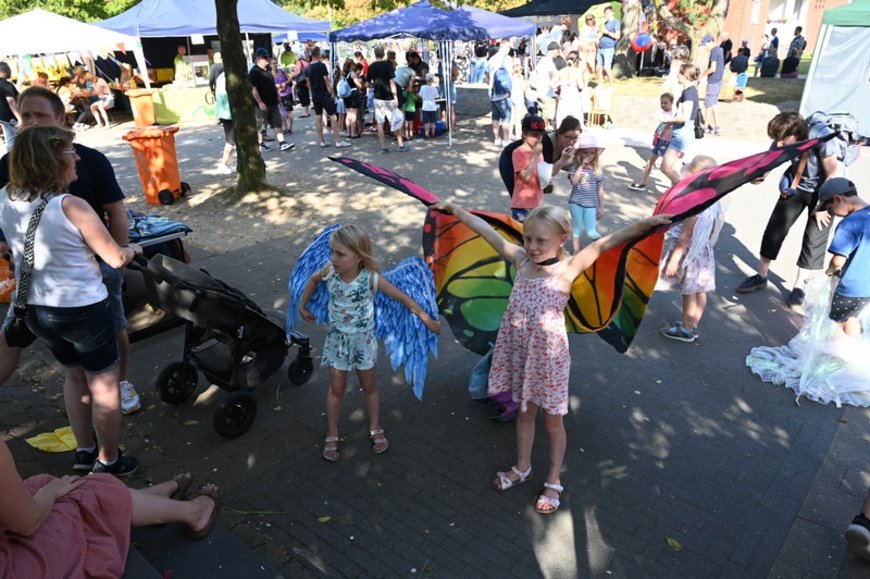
[99,0,329,37]
[329,1,534,144]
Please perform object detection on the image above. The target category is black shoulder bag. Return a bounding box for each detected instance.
[3,197,49,348]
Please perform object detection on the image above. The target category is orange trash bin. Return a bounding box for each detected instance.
[126,89,156,127]
[123,126,190,205]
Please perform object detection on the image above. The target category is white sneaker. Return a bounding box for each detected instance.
[494,138,503,147]
[120,381,141,415]
[216,164,233,175]
[339,130,348,137]
[335,140,352,148]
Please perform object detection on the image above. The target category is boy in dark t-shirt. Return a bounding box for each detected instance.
[306,46,349,149]
[250,48,294,152]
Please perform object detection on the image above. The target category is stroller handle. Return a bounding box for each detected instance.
[128,254,148,271]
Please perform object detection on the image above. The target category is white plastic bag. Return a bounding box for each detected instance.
[537,161,553,190]
[390,107,405,133]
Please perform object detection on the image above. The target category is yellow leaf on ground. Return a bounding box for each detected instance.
[318,516,331,523]
[666,537,683,552]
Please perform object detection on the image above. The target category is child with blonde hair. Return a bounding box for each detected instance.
[431,202,670,514]
[567,134,606,252]
[298,225,440,461]
[657,155,724,342]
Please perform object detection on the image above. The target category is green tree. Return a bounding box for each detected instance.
[0,0,138,21]
[216,0,269,194]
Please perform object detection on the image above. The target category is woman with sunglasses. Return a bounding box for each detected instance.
[580,14,599,77]
[0,125,142,477]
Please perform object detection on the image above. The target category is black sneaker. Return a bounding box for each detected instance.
[259,143,270,151]
[846,514,870,560]
[73,447,98,472]
[736,274,768,294]
[787,287,806,311]
[91,451,138,478]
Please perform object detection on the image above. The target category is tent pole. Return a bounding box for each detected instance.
[245,32,251,67]
[444,40,453,147]
[135,23,151,89]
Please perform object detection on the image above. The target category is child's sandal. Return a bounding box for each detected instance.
[493,465,532,491]
[370,429,389,454]
[535,482,564,514]
[322,436,340,462]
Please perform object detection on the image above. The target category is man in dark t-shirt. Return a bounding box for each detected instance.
[307,46,349,149]
[366,46,407,153]
[250,48,294,152]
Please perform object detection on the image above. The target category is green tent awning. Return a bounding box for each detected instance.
[822,0,870,26]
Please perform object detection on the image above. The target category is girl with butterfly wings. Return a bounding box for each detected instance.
[432,201,670,514]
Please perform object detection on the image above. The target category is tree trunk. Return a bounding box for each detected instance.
[614,0,642,79]
[215,0,268,194]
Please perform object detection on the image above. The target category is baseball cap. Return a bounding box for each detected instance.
[255,47,270,60]
[547,41,560,51]
[522,114,547,133]
[701,34,715,44]
[817,177,857,211]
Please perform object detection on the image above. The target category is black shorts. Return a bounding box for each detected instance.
[281,94,294,111]
[296,82,310,107]
[220,118,235,146]
[829,293,870,323]
[255,104,281,129]
[404,110,416,122]
[313,97,337,117]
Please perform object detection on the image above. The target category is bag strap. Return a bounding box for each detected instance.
[14,196,50,310]
[790,151,809,191]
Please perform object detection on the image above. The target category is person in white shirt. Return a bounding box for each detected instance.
[419,74,440,138]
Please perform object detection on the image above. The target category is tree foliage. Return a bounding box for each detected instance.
[0,0,138,21]
[281,0,527,28]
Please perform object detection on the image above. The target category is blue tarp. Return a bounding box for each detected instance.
[329,1,535,42]
[98,0,329,37]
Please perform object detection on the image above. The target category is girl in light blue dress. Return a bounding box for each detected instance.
[298,225,440,462]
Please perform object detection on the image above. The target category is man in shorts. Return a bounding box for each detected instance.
[818,178,870,337]
[535,43,559,128]
[366,45,408,153]
[307,46,350,149]
[0,87,141,419]
[487,39,513,147]
[701,33,725,136]
[597,6,621,83]
[250,48,294,152]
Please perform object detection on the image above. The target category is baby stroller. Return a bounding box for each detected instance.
[133,254,314,438]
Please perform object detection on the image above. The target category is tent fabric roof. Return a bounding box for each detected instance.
[329,1,534,42]
[0,8,139,56]
[822,0,870,26]
[501,0,599,18]
[99,0,329,37]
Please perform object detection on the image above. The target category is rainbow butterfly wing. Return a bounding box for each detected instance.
[423,209,520,356]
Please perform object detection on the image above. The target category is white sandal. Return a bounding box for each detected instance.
[493,465,532,491]
[535,482,564,514]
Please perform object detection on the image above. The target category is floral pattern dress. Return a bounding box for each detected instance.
[321,266,378,371]
[488,259,571,415]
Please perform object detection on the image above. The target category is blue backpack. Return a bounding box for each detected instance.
[493,66,511,96]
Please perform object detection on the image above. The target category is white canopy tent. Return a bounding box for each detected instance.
[0,9,150,88]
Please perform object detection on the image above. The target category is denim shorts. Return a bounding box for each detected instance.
[651,137,670,157]
[422,110,438,124]
[491,98,512,122]
[704,81,723,107]
[99,261,127,330]
[26,298,119,373]
[668,125,693,154]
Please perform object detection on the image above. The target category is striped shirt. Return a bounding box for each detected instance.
[569,167,605,207]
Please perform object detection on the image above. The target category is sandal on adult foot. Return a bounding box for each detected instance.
[535,482,564,514]
[187,484,221,540]
[493,465,532,491]
[322,436,340,462]
[370,429,389,454]
[170,472,194,500]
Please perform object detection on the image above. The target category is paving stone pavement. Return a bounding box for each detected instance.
[1,90,868,578]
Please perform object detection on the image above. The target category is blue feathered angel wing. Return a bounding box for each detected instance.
[286,224,340,338]
[375,257,439,400]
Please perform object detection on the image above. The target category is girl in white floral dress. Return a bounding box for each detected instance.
[298,225,440,462]
[432,202,670,514]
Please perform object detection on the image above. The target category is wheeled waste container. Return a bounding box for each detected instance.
[126,89,156,127]
[123,126,190,206]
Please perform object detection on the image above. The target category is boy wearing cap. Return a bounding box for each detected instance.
[511,115,547,222]
[819,178,870,337]
[702,33,725,136]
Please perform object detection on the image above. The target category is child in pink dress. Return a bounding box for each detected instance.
[433,202,670,514]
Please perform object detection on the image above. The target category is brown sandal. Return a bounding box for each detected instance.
[322,436,340,462]
[369,429,389,454]
[170,472,194,501]
[187,484,221,540]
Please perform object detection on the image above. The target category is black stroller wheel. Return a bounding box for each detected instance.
[156,362,198,404]
[214,392,257,438]
[287,357,313,386]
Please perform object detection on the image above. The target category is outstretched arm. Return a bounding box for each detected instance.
[431,201,524,265]
[378,276,441,334]
[298,270,323,322]
[562,214,672,281]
